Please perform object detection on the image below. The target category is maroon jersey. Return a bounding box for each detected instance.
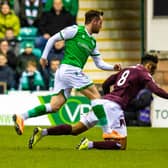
[103,64,168,110]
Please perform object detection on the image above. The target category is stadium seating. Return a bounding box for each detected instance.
[18,27,38,41]
[78,0,141,83]
[17,27,41,59]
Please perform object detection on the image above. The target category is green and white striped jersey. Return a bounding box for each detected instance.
[41,25,114,70]
[60,25,100,68]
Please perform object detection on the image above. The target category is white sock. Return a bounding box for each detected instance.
[102,125,112,134]
[88,141,93,149]
[42,129,48,136]
[21,112,29,120]
[45,103,52,112]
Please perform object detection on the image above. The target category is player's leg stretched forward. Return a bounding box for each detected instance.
[28,122,124,150]
[28,103,127,150]
[76,137,127,150]
[28,123,126,150]
[28,122,88,149]
[13,92,66,135]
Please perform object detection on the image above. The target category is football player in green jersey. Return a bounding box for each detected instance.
[13,10,121,135]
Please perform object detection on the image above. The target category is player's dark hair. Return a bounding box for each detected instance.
[141,54,158,65]
[85,10,103,24]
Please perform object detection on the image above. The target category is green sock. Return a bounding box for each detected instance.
[92,104,107,126]
[28,105,47,118]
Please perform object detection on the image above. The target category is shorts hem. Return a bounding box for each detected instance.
[76,83,94,91]
[52,90,67,100]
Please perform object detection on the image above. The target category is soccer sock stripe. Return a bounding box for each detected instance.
[45,103,52,112]
[21,112,29,120]
[88,141,93,149]
[42,129,48,136]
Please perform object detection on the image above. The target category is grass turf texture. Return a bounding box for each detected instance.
[0,126,168,168]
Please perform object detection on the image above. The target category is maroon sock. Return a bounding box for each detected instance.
[47,124,72,135]
[93,141,121,150]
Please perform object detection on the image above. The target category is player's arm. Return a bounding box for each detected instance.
[91,46,121,71]
[102,73,118,94]
[143,73,168,99]
[40,25,78,68]
[146,81,168,99]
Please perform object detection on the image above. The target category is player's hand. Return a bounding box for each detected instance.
[113,64,122,71]
[40,58,48,69]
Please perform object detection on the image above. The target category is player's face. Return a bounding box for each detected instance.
[91,16,103,33]
[147,62,157,75]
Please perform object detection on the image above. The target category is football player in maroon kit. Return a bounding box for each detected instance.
[29,54,168,150]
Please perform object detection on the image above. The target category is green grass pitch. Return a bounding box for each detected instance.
[0,126,168,168]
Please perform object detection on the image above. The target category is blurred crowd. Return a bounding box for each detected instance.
[0,0,78,92]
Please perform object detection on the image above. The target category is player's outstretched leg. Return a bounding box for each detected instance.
[28,125,72,149]
[12,114,24,135]
[29,127,43,149]
[76,137,127,150]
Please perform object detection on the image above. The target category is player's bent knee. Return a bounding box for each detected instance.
[50,100,65,111]
[71,124,88,136]
[50,94,66,111]
[50,103,62,111]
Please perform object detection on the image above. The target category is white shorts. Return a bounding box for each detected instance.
[53,64,93,99]
[80,99,127,137]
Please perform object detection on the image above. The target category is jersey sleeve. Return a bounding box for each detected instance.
[142,71,168,99]
[90,45,100,56]
[92,56,114,70]
[60,25,78,40]
[102,73,119,94]
[91,44,114,70]
[41,25,78,59]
